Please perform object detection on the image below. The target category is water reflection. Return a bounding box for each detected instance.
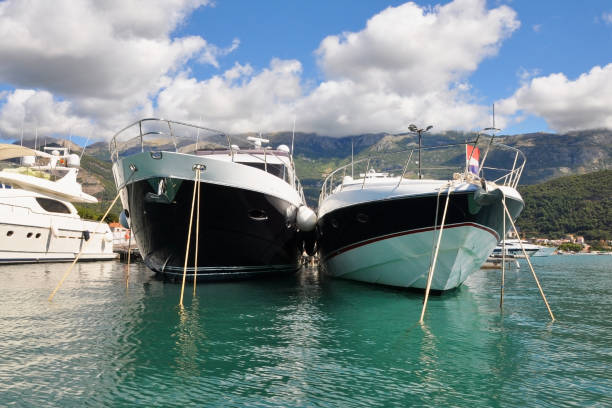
[0,257,611,406]
[174,297,206,377]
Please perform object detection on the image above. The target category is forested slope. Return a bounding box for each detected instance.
[517,170,612,240]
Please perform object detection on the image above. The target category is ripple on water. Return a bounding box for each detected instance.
[0,257,611,406]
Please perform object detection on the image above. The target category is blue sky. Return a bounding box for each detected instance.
[0,0,611,140]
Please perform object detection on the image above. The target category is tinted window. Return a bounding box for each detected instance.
[240,162,286,179]
[36,198,71,214]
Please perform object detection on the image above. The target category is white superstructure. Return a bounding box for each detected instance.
[0,144,116,263]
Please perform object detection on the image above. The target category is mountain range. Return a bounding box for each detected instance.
[17,128,612,234]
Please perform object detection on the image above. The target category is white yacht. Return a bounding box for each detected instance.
[491,238,541,258]
[316,132,526,291]
[0,144,116,263]
[110,118,316,281]
[532,245,557,257]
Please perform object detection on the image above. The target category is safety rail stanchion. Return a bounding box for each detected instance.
[395,151,414,189]
[361,158,371,190]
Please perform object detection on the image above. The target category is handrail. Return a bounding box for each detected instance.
[109,118,228,162]
[318,140,526,206]
[109,118,305,193]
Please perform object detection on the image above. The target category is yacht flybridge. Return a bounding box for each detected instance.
[0,143,115,263]
[110,118,316,281]
[316,131,526,291]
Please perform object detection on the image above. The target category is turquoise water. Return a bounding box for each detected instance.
[0,255,611,407]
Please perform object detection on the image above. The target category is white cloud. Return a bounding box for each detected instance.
[157,0,520,136]
[0,0,223,139]
[602,12,612,25]
[316,0,519,95]
[496,63,612,131]
[199,38,241,68]
[532,24,542,32]
[157,59,303,132]
[517,67,542,85]
[0,89,92,139]
[0,0,523,139]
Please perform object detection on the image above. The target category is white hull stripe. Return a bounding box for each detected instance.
[323,221,499,262]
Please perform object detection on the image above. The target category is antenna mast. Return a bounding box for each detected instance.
[291,117,296,156]
[291,118,296,189]
[80,131,91,160]
[478,103,500,177]
[351,137,354,178]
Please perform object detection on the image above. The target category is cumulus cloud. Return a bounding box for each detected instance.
[0,89,92,139]
[157,0,520,136]
[157,59,303,132]
[0,0,523,139]
[517,67,542,85]
[199,38,241,68]
[602,12,612,25]
[0,0,220,139]
[496,63,612,131]
[316,0,519,95]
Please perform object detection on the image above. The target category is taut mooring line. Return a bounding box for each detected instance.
[193,167,201,296]
[179,166,201,308]
[500,194,506,309]
[125,221,132,290]
[501,196,555,321]
[420,183,453,323]
[49,167,137,301]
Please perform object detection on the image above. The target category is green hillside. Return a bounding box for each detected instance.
[517,170,612,240]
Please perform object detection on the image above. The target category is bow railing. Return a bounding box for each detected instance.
[318,140,526,207]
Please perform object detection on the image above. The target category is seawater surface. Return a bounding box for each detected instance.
[0,255,611,407]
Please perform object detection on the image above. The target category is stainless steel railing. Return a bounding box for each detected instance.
[109,118,306,199]
[318,140,526,207]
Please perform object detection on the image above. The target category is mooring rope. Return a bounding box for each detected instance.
[501,194,555,321]
[420,182,454,323]
[427,182,446,277]
[500,194,506,309]
[179,166,200,308]
[125,179,134,290]
[125,221,132,290]
[193,167,201,295]
[48,167,137,301]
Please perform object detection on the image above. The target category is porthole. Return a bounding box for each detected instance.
[27,232,33,238]
[248,209,268,221]
[35,233,41,238]
[356,213,369,223]
[6,231,13,237]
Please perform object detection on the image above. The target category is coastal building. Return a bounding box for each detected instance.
[109,222,130,247]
